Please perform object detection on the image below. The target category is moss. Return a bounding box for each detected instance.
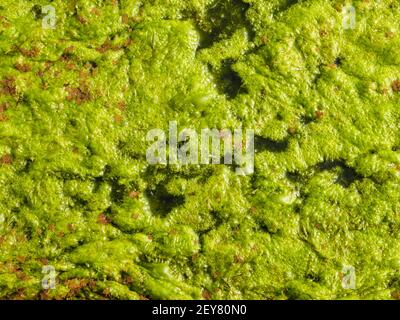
[0,0,400,300]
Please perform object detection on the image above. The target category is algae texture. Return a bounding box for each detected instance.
[0,0,400,300]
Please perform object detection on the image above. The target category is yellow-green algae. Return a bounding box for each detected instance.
[0,0,400,300]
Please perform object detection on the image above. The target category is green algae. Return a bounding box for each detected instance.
[0,0,400,300]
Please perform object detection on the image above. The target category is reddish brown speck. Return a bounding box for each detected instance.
[391,80,400,93]
[79,70,89,79]
[128,191,140,199]
[114,114,123,123]
[57,231,65,238]
[391,291,400,300]
[15,288,25,299]
[118,101,126,110]
[91,8,101,16]
[234,255,244,263]
[334,4,343,12]
[319,30,328,37]
[66,87,91,104]
[39,290,50,300]
[45,61,53,69]
[0,16,11,28]
[1,76,17,96]
[385,31,395,39]
[65,278,94,297]
[18,46,40,58]
[97,213,110,225]
[123,276,133,285]
[202,289,211,300]
[7,263,19,273]
[64,46,75,54]
[96,40,112,53]
[0,103,9,113]
[103,288,111,297]
[0,154,13,165]
[122,14,129,24]
[72,146,79,154]
[16,271,29,280]
[66,62,76,70]
[88,279,97,289]
[315,110,325,119]
[78,15,88,25]
[261,35,268,44]
[15,62,31,72]
[191,253,199,261]
[169,229,177,236]
[131,213,139,220]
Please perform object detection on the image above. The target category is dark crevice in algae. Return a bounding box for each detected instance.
[255,135,289,153]
[286,159,363,189]
[317,160,362,188]
[276,0,301,13]
[216,59,248,99]
[196,0,255,50]
[145,184,185,217]
[31,5,45,20]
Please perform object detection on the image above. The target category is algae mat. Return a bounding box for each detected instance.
[0,0,400,300]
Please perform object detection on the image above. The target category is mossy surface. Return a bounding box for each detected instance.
[0,0,400,300]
